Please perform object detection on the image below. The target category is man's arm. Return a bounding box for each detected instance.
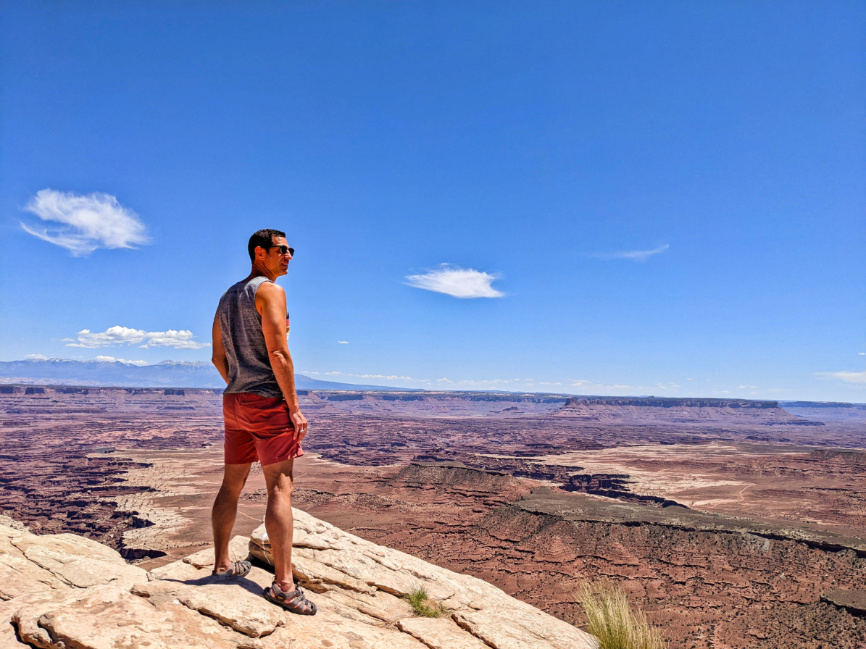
[211,312,230,385]
[256,282,308,441]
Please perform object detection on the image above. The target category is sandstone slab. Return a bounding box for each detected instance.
[0,546,68,601]
[10,528,148,590]
[11,584,243,649]
[823,589,866,616]
[0,510,595,649]
[135,566,284,638]
[250,508,597,649]
[397,616,491,649]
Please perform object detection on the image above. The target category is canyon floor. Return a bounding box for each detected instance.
[1,386,865,648]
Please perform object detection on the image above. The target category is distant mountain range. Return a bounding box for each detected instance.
[0,358,412,391]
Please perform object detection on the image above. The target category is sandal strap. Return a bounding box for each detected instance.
[212,559,251,577]
[270,582,316,613]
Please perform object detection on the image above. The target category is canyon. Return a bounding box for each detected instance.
[1,385,864,648]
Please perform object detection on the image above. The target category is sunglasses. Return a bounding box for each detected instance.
[268,244,294,256]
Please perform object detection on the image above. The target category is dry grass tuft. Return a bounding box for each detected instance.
[405,586,446,618]
[577,581,667,649]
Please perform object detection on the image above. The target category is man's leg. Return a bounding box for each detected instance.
[212,462,251,572]
[262,458,295,589]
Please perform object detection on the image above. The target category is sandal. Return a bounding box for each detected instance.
[211,560,252,579]
[264,580,317,616]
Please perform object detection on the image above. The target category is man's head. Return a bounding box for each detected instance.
[248,229,287,261]
[248,228,293,277]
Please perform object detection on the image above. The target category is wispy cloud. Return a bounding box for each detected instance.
[66,325,209,350]
[301,370,431,384]
[358,373,416,380]
[20,189,149,256]
[25,354,48,360]
[405,264,504,298]
[571,379,635,391]
[816,371,866,384]
[590,243,670,262]
[337,340,349,344]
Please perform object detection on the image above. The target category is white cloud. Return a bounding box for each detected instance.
[590,244,670,262]
[68,326,146,347]
[25,354,48,360]
[405,264,504,298]
[859,352,865,356]
[93,355,148,366]
[817,371,866,384]
[144,330,208,349]
[20,189,149,256]
[337,341,349,344]
[66,325,209,350]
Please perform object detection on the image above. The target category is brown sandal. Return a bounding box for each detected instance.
[264,580,317,616]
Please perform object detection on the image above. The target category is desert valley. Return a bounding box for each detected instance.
[0,385,864,648]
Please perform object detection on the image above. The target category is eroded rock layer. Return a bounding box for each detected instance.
[292,464,866,649]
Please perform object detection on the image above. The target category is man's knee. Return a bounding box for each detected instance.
[217,481,245,502]
[267,474,294,500]
[218,464,251,500]
[263,458,295,501]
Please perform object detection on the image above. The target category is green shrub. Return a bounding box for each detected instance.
[577,581,667,649]
[405,586,446,618]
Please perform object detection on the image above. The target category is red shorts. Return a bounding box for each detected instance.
[222,393,304,466]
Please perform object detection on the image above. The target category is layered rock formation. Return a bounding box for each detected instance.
[292,464,866,649]
[0,509,596,649]
[559,397,820,425]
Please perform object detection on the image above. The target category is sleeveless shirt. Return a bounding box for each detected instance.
[217,276,285,397]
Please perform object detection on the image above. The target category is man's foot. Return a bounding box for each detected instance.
[211,560,252,578]
[264,580,317,615]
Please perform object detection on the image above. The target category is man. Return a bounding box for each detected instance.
[210,228,316,615]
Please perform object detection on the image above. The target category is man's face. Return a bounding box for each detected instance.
[259,236,293,277]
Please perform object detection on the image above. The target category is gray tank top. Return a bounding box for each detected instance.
[217,276,284,397]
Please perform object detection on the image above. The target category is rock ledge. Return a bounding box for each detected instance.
[0,508,597,649]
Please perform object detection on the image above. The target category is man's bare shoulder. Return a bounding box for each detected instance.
[255,281,285,304]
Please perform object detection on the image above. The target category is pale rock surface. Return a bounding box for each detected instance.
[397,617,491,649]
[11,531,148,590]
[0,510,597,649]
[250,508,597,649]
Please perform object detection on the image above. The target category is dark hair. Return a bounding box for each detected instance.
[248,229,286,261]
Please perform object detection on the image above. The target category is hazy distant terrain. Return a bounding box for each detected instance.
[0,358,411,391]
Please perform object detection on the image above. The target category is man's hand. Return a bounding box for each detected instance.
[211,312,230,385]
[290,409,308,443]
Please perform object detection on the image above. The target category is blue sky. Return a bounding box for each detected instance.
[1,1,864,401]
